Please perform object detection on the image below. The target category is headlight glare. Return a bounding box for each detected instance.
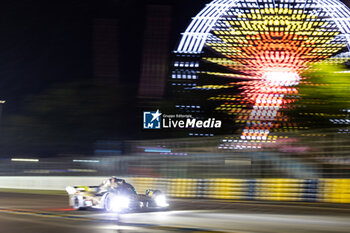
[110,195,130,211]
[155,195,168,207]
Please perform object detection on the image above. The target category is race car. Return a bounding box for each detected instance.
[65,177,168,212]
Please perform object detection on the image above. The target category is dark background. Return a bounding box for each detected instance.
[0,0,349,157]
[0,0,205,156]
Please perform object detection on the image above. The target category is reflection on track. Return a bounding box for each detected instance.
[0,208,233,232]
[1,193,350,233]
[2,207,350,233]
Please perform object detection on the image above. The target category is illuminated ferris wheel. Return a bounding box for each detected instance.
[172,0,350,149]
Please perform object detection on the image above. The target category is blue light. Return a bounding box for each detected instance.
[144,148,172,153]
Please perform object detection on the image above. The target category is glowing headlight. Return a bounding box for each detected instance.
[155,195,168,207]
[110,195,130,211]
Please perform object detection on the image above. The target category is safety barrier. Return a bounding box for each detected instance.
[129,177,349,203]
[320,179,350,203]
[0,176,349,203]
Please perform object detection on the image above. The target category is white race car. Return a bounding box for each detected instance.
[66,178,168,212]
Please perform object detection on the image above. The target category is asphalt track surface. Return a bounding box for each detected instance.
[1,192,350,233]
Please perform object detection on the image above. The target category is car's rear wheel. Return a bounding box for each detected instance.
[72,196,82,210]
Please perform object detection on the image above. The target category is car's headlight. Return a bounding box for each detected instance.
[155,195,168,207]
[110,195,130,211]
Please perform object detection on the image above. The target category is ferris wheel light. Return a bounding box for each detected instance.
[262,72,300,86]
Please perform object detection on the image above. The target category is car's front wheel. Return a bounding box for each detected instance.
[103,193,113,212]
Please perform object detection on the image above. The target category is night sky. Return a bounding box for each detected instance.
[0,0,205,156]
[0,0,203,111]
[1,0,350,109]
[0,0,349,156]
